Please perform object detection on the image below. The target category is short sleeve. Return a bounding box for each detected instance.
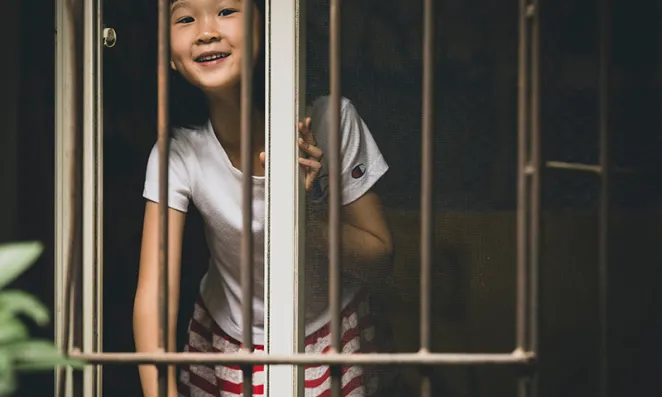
[338,100,389,205]
[143,137,191,212]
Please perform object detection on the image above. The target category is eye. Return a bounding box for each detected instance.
[176,16,194,24]
[219,9,237,17]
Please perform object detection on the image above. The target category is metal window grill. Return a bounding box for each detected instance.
[52,0,614,396]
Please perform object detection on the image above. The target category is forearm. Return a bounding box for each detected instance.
[308,216,393,282]
[133,288,179,397]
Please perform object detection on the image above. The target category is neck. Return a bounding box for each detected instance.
[207,91,265,154]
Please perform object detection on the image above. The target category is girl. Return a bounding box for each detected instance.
[133,0,394,396]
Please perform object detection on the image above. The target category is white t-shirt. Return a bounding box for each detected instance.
[143,96,389,345]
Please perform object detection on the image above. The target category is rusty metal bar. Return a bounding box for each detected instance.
[516,0,530,358]
[517,1,540,396]
[55,2,83,396]
[597,0,610,395]
[156,0,170,396]
[69,351,536,366]
[241,1,255,396]
[546,161,602,173]
[545,161,634,174]
[94,0,104,392]
[329,0,342,395]
[528,0,541,373]
[420,0,434,395]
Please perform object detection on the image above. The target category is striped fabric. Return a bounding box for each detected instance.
[178,294,380,397]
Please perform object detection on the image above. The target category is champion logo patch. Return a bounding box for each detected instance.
[351,163,366,179]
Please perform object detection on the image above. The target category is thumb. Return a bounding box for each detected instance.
[259,152,266,169]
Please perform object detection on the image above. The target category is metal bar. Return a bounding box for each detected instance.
[83,0,100,394]
[328,0,342,396]
[597,0,610,395]
[55,1,82,396]
[546,161,634,174]
[241,1,255,396]
[95,0,104,393]
[420,0,434,396]
[69,351,537,366]
[517,1,540,396]
[156,0,170,396]
[515,0,530,357]
[546,161,602,173]
[528,0,542,386]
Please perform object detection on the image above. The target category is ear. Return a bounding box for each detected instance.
[170,60,177,71]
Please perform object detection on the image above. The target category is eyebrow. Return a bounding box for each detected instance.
[170,0,187,14]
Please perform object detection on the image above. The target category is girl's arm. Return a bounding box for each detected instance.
[308,190,394,283]
[297,114,393,283]
[134,201,186,397]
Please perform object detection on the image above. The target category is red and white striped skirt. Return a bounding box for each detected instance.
[178,294,380,397]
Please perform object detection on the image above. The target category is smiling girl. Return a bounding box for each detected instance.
[133,1,393,396]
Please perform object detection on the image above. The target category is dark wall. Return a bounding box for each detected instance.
[9,0,56,396]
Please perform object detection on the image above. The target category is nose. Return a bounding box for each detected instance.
[195,17,221,44]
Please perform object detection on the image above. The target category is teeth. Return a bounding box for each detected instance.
[197,53,228,62]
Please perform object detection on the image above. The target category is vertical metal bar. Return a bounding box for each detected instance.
[420,0,434,396]
[516,1,536,397]
[55,1,82,396]
[598,0,610,395]
[328,0,342,396]
[528,1,541,394]
[241,1,255,396]
[516,0,530,357]
[95,0,104,394]
[517,2,540,397]
[83,0,100,394]
[156,0,170,396]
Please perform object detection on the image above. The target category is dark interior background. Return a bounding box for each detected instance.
[1,0,660,396]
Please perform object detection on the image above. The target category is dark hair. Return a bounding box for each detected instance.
[170,0,266,128]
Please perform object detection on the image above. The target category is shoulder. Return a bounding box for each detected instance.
[166,122,210,159]
[146,122,210,171]
[309,95,354,120]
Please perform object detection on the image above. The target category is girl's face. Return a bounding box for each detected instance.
[170,0,262,97]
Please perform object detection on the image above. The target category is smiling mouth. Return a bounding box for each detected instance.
[195,52,230,63]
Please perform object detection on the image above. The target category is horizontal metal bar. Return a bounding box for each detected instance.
[546,161,635,174]
[68,350,535,366]
[546,161,601,173]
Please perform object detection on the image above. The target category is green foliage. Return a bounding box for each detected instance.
[0,242,84,396]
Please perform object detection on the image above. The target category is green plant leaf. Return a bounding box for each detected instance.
[8,340,85,371]
[0,318,28,345]
[0,352,15,397]
[0,291,50,326]
[0,242,43,290]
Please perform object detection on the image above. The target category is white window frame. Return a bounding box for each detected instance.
[264,0,307,394]
[55,0,307,395]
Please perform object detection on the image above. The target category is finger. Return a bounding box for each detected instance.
[297,117,312,133]
[298,137,324,160]
[298,117,315,145]
[299,157,322,191]
[259,152,266,169]
[298,157,322,172]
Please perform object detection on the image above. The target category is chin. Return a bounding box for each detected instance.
[198,80,240,98]
[179,67,240,94]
